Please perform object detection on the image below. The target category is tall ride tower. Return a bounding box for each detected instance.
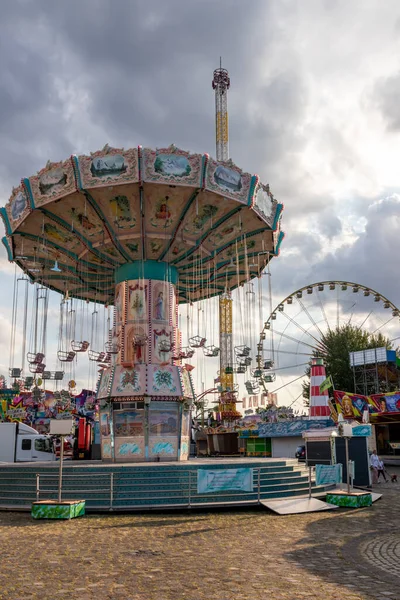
[212,62,237,418]
[212,61,230,162]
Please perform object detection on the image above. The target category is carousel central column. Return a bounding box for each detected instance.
[97,261,193,462]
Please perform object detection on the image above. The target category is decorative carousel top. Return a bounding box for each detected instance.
[1,144,284,304]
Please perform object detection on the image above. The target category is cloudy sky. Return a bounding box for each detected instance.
[1,0,400,406]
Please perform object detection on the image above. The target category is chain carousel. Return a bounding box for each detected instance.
[0,68,284,463]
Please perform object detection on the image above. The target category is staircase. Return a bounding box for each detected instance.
[0,459,327,511]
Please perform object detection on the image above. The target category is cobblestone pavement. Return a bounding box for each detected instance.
[1,477,400,600]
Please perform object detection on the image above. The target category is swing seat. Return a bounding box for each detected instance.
[71,340,90,352]
[203,345,220,357]
[235,345,251,357]
[58,351,76,363]
[263,373,276,383]
[189,335,206,348]
[252,369,263,378]
[9,368,22,378]
[54,371,64,380]
[263,360,274,370]
[134,335,148,347]
[42,371,52,380]
[245,380,260,394]
[159,340,173,353]
[24,376,34,388]
[105,341,120,354]
[29,362,46,374]
[27,352,45,365]
[88,350,103,361]
[235,365,247,374]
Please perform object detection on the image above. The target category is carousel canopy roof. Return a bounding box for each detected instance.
[1,144,284,304]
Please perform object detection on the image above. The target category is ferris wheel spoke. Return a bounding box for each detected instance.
[357,309,374,331]
[269,373,307,394]
[295,297,325,339]
[271,329,319,352]
[280,311,324,347]
[271,362,310,372]
[271,349,313,357]
[372,316,395,335]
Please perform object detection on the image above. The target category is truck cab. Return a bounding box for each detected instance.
[0,422,56,462]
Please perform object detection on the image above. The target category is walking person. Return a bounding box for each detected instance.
[370,450,387,483]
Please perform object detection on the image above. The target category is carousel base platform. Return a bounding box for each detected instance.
[0,458,330,512]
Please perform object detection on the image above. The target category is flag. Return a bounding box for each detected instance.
[319,375,333,394]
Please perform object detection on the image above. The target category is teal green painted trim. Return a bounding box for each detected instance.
[247,175,259,206]
[72,156,83,190]
[272,203,283,230]
[83,191,132,262]
[1,237,13,261]
[40,207,121,268]
[158,188,200,261]
[0,208,11,235]
[175,226,270,271]
[115,261,178,284]
[23,178,35,209]
[274,230,285,255]
[13,232,114,274]
[170,206,243,265]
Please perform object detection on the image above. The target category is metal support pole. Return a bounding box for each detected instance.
[345,437,350,495]
[36,474,40,502]
[58,435,64,503]
[110,472,114,511]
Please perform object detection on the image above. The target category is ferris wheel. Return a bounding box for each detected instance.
[255,281,400,408]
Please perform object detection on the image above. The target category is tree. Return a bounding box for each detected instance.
[302,324,393,405]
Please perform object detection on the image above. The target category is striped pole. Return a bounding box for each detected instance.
[309,358,330,418]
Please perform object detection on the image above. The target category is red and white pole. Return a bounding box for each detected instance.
[309,358,330,418]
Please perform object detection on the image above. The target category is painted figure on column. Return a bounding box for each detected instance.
[155,291,164,320]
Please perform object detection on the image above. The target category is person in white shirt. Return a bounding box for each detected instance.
[370,450,387,483]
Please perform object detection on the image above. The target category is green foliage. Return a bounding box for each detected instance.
[303,324,393,405]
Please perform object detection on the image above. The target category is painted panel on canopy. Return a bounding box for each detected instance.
[215,229,274,264]
[142,146,203,187]
[28,158,76,207]
[203,212,245,253]
[180,189,233,241]
[143,183,193,235]
[119,237,143,261]
[252,181,278,227]
[4,185,30,232]
[77,146,139,190]
[85,184,141,237]
[205,157,252,204]
[40,190,105,243]
[20,211,83,253]
[145,235,170,261]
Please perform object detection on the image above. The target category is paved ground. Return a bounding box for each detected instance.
[1,475,400,599]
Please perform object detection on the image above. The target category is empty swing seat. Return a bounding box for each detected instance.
[204,345,220,357]
[27,352,45,365]
[57,351,76,362]
[29,362,46,374]
[189,336,206,348]
[71,340,90,352]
